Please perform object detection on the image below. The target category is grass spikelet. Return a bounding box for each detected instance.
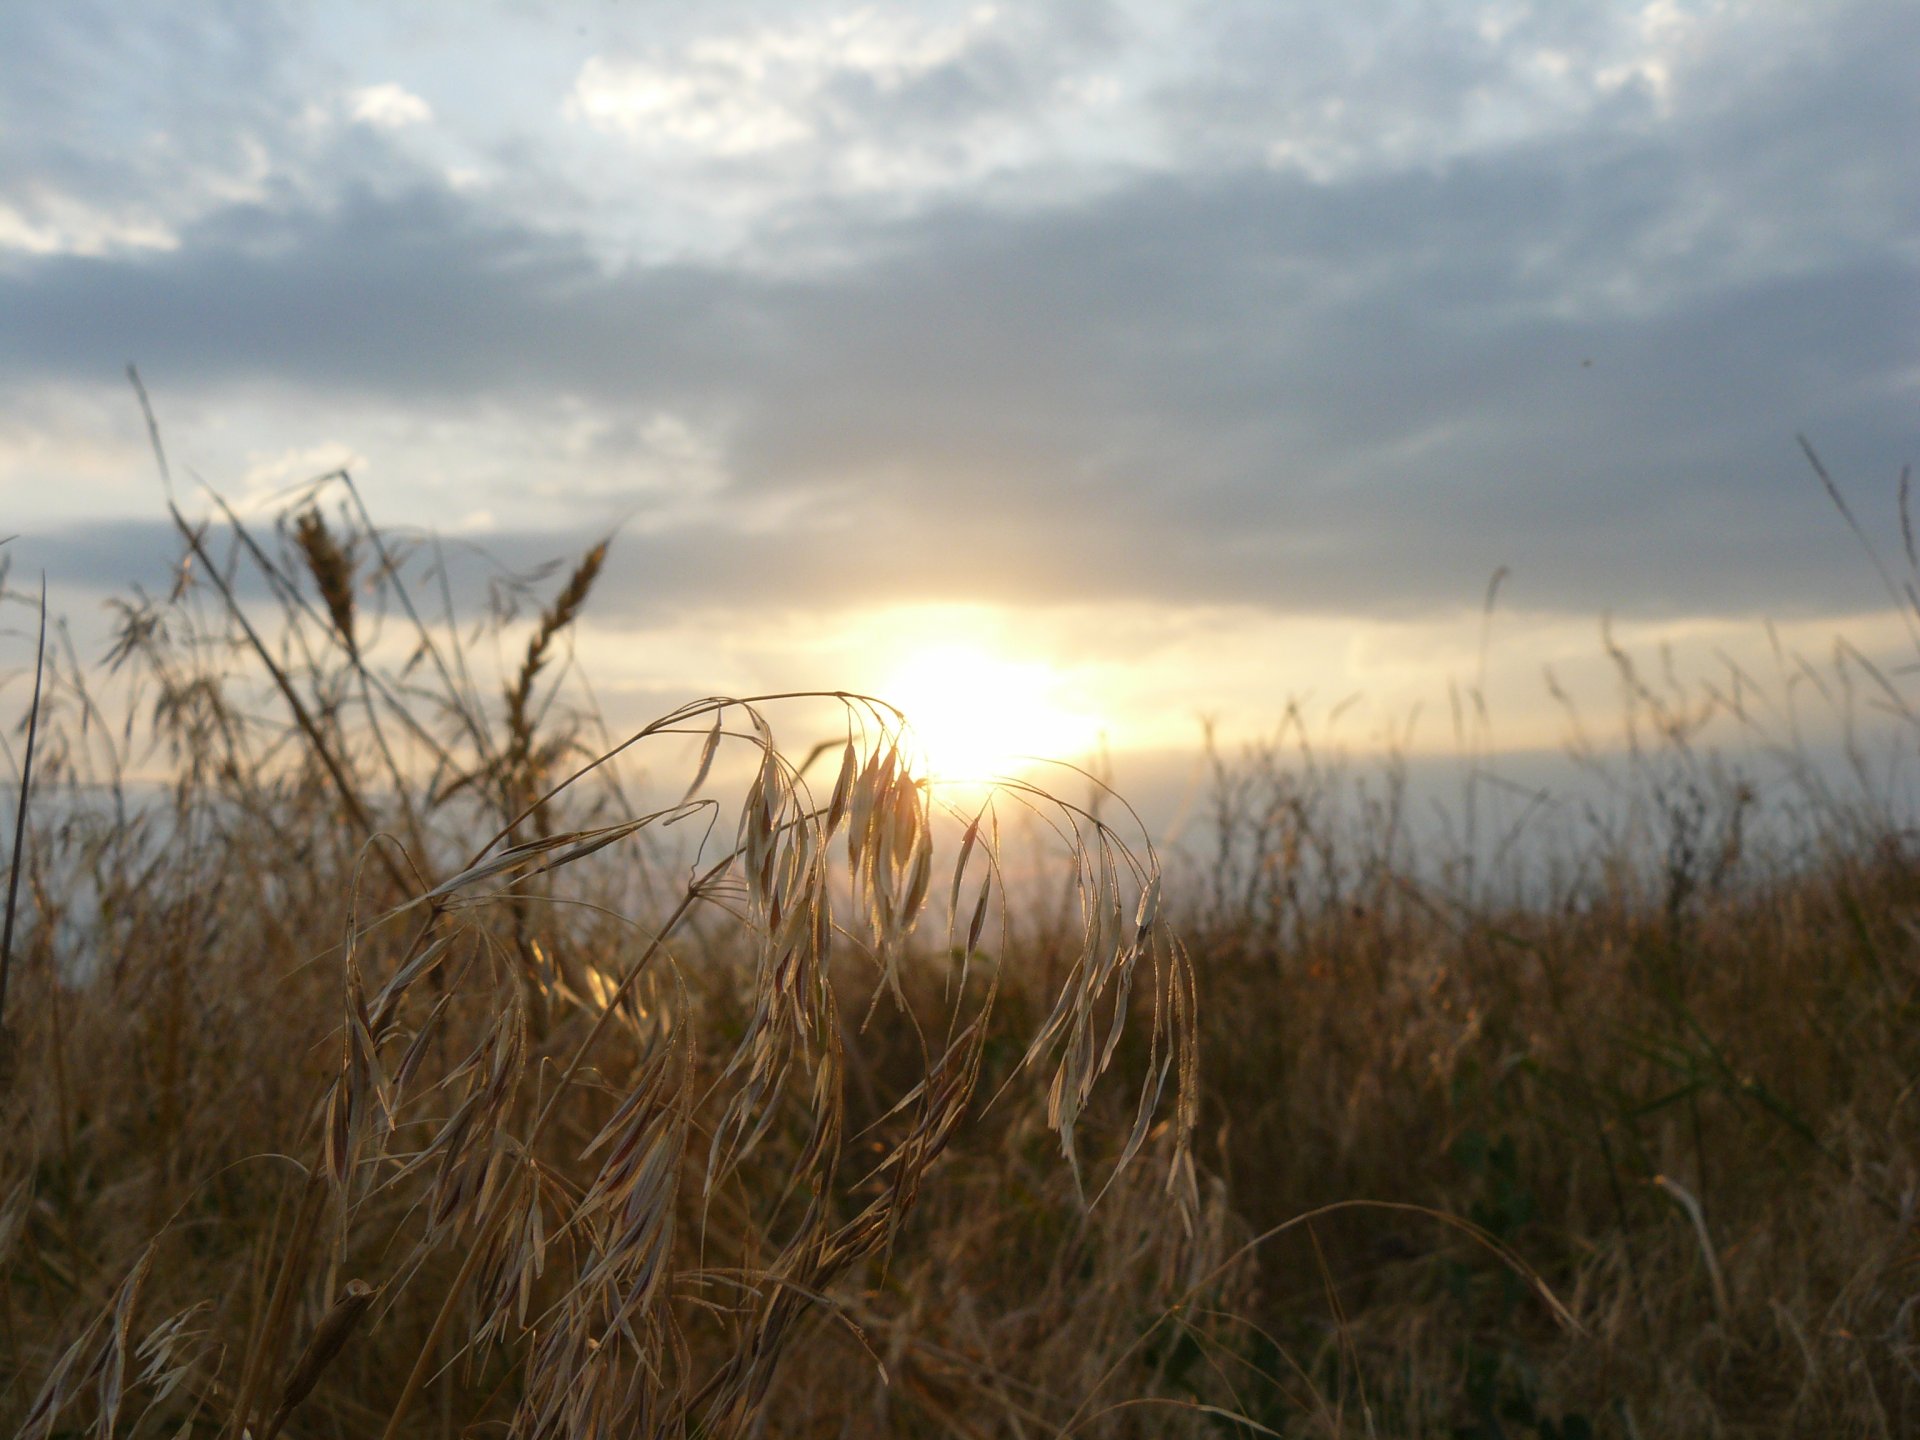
[504,536,608,760]
[293,506,359,657]
[261,1279,375,1440]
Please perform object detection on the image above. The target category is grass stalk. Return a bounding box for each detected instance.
[0,574,45,1063]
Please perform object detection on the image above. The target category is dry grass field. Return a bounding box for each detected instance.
[3,466,1917,1437]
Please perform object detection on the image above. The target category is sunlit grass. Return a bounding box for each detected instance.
[0,463,1207,1440]
[3,439,1918,1436]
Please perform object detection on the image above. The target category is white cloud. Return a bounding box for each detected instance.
[0,115,270,258]
[1594,1,1712,113]
[547,2,1158,250]
[565,6,1006,157]
[235,442,369,513]
[345,82,433,130]
[0,197,177,256]
[567,55,810,155]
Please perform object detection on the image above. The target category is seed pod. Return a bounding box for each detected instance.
[262,1279,376,1440]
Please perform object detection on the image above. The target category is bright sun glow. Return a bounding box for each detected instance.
[878,642,1100,788]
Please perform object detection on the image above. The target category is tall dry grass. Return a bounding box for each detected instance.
[1185,719,1917,1436]
[0,465,1220,1440]
[4,440,1918,1437]
[1168,453,1920,1436]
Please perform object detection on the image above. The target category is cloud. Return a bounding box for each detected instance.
[1149,0,1838,176]
[4,155,1910,620]
[568,53,814,156]
[345,83,433,130]
[560,2,1131,212]
[235,441,370,511]
[0,3,297,257]
[567,6,1014,150]
[0,7,455,260]
[0,197,179,258]
[1,0,1913,631]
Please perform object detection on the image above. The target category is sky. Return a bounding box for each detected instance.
[2,0,1916,800]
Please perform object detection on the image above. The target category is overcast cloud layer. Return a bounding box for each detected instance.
[3,0,1916,640]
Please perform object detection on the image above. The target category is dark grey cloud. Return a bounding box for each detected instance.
[15,426,1896,635]
[0,186,823,442]
[4,0,1915,626]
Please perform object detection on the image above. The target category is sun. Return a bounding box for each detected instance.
[877,641,1098,789]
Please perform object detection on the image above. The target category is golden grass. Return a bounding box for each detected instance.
[3,449,1918,1437]
[1174,571,1920,1436]
[1,474,1211,1439]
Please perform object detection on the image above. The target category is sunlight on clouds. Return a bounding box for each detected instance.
[0,124,276,258]
[820,603,1920,769]
[879,640,1100,789]
[1598,1,1723,114]
[236,442,370,514]
[551,591,1914,839]
[564,7,1002,158]
[567,56,810,155]
[0,198,177,257]
[547,1,1176,247]
[346,83,434,129]
[565,602,1106,788]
